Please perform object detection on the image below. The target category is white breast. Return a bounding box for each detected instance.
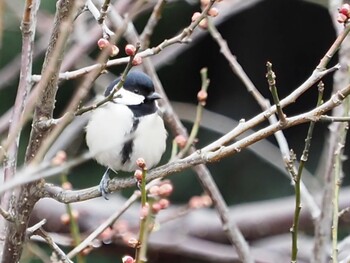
[85,103,167,172]
[122,113,167,171]
[85,103,134,170]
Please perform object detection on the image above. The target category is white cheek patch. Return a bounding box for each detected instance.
[114,88,145,105]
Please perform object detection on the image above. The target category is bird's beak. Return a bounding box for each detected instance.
[147,92,162,101]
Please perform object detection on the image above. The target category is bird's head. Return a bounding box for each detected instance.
[105,71,161,106]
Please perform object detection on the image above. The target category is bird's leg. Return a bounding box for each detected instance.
[99,168,111,200]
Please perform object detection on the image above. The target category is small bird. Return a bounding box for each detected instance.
[86,71,167,198]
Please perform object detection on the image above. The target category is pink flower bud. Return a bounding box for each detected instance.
[208,7,219,17]
[125,44,136,56]
[197,90,208,104]
[189,196,202,209]
[158,183,173,197]
[201,195,213,207]
[134,169,143,181]
[127,237,139,248]
[191,12,201,22]
[337,13,348,23]
[149,185,160,196]
[61,182,72,190]
[132,55,143,66]
[51,150,67,166]
[140,203,149,219]
[97,38,109,49]
[136,158,146,169]
[113,219,129,234]
[175,135,187,148]
[151,202,162,214]
[339,3,350,16]
[81,247,93,256]
[158,198,170,209]
[60,213,70,225]
[71,210,79,220]
[99,227,113,240]
[109,45,119,57]
[122,255,135,263]
[199,18,208,29]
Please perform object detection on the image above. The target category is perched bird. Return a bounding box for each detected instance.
[86,71,167,198]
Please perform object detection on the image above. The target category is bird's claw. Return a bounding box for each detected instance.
[99,169,111,200]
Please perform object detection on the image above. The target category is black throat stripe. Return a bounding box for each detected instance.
[121,118,140,165]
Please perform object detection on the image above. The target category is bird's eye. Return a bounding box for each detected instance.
[134,89,139,94]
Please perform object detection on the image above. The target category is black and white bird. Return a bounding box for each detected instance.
[86,71,167,198]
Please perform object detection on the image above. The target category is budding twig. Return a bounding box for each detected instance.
[177,67,209,158]
[67,192,140,259]
[74,43,141,116]
[331,93,349,263]
[266,61,287,125]
[290,81,324,262]
[27,219,72,263]
[139,0,166,49]
[207,16,320,219]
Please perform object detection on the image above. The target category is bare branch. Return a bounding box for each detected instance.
[139,0,166,49]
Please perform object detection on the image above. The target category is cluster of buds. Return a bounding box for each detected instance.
[148,181,173,214]
[98,227,114,244]
[192,0,221,29]
[337,3,350,24]
[125,44,143,66]
[134,158,147,187]
[136,157,147,170]
[111,220,140,248]
[97,38,119,57]
[149,181,173,198]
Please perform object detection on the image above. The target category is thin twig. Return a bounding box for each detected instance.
[139,0,166,49]
[98,0,111,24]
[27,219,47,237]
[331,98,349,263]
[135,166,150,263]
[177,68,209,157]
[30,0,217,84]
[2,0,40,182]
[61,175,84,263]
[266,61,287,125]
[67,191,140,258]
[67,179,161,259]
[28,219,72,262]
[86,0,114,38]
[206,17,321,219]
[291,82,324,262]
[312,8,350,263]
[34,228,73,263]
[0,152,93,196]
[319,115,350,122]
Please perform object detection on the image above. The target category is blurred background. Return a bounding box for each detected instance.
[1,0,347,262]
